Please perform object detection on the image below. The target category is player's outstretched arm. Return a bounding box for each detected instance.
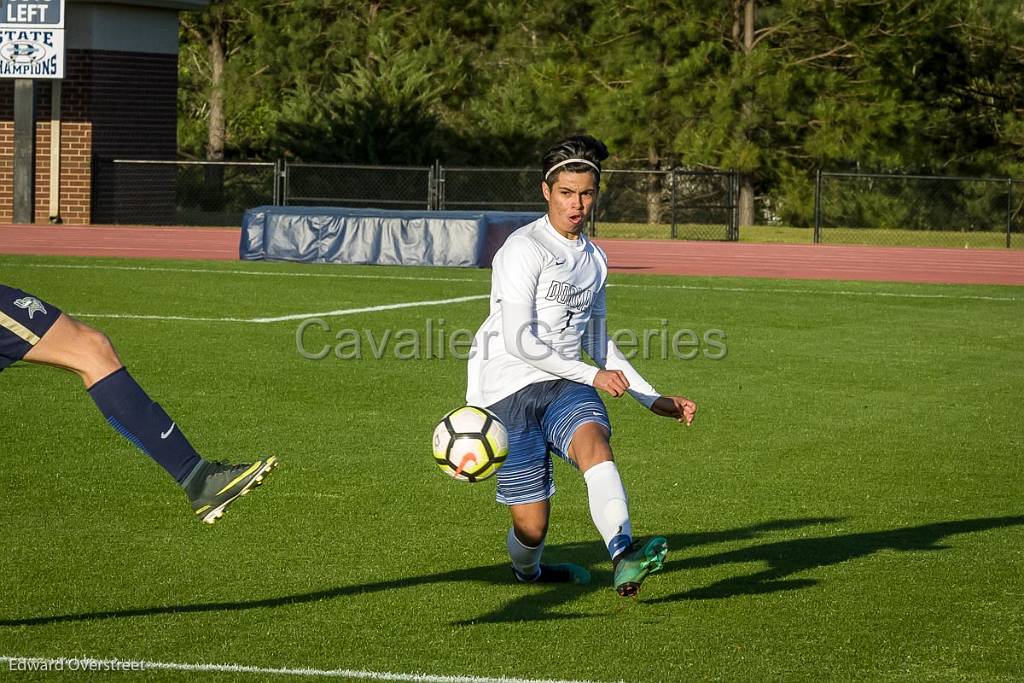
[582,303,660,406]
[650,395,697,425]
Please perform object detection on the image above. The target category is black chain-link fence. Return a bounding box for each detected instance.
[1014,180,1023,247]
[594,169,736,240]
[815,171,1022,248]
[284,163,433,210]
[438,166,546,213]
[93,159,736,239]
[93,160,277,226]
[283,163,738,240]
[93,160,1022,248]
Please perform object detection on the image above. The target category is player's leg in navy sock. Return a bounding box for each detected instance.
[24,314,203,483]
[87,367,202,482]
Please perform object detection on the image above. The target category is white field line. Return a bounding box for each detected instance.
[5,260,1018,303]
[70,313,256,323]
[249,295,489,323]
[0,655,618,683]
[71,295,490,325]
[608,282,1019,302]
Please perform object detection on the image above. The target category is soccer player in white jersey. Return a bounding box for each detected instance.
[466,135,697,596]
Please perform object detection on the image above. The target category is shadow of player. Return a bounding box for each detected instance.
[648,515,1024,603]
[2,515,1020,627]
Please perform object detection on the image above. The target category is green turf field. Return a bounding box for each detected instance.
[1,255,1022,682]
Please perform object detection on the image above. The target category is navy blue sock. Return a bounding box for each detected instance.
[87,368,203,483]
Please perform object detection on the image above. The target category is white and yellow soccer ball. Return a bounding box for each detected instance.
[432,406,509,482]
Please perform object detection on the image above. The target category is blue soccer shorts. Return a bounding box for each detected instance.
[0,285,62,373]
[485,378,612,506]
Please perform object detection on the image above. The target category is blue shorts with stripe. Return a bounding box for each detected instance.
[0,285,62,373]
[486,379,611,506]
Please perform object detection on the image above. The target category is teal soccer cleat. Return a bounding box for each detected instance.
[613,536,668,597]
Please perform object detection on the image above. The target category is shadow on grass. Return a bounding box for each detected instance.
[3,515,1021,626]
[650,514,1024,603]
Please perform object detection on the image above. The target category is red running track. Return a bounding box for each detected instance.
[0,224,239,261]
[2,223,1023,286]
[595,239,1024,286]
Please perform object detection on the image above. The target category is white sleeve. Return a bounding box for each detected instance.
[582,288,661,408]
[496,238,599,385]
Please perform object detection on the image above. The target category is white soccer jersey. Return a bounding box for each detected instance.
[466,215,660,408]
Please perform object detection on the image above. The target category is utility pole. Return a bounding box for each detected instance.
[2,0,67,223]
[12,78,35,223]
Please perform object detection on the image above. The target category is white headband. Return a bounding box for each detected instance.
[544,158,600,180]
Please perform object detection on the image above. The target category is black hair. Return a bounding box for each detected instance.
[542,135,610,187]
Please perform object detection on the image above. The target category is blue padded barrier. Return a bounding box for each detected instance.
[240,206,543,268]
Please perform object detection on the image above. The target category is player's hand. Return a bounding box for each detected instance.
[651,395,697,425]
[593,369,629,397]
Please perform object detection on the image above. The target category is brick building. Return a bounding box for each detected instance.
[0,0,205,224]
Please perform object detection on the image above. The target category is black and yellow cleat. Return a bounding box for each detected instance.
[183,457,278,524]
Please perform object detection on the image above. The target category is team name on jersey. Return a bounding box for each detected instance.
[545,281,594,311]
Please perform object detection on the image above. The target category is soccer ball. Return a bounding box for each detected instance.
[432,406,509,482]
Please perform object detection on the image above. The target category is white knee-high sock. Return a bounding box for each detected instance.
[507,528,544,580]
[583,460,633,560]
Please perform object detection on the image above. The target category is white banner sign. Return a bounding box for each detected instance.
[0,26,63,78]
[0,0,64,78]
